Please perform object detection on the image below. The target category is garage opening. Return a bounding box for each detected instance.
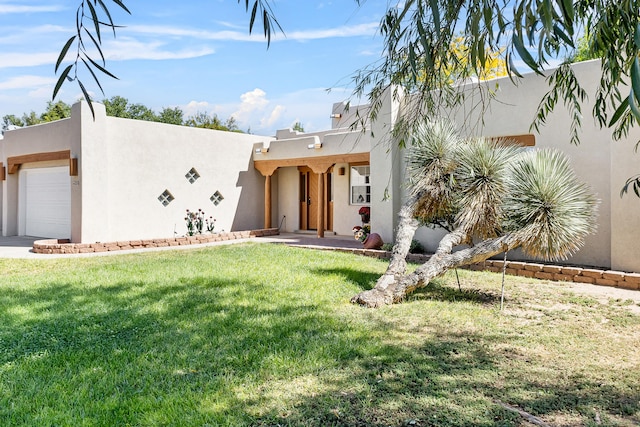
[19,167,71,238]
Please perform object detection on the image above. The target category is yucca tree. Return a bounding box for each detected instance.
[352,121,598,307]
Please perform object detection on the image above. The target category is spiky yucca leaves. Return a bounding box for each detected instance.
[504,149,598,260]
[407,121,461,223]
[455,138,524,239]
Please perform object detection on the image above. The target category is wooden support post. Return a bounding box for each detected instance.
[317,172,325,238]
[264,174,272,229]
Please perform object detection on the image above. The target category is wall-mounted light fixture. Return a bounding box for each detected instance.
[330,113,342,119]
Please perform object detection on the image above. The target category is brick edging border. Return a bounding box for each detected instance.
[315,247,640,291]
[32,228,280,255]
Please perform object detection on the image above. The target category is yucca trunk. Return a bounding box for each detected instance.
[369,193,423,292]
[351,230,521,308]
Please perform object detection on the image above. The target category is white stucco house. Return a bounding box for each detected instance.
[1,60,639,272]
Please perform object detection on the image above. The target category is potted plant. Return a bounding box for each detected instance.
[358,206,370,223]
[352,224,383,250]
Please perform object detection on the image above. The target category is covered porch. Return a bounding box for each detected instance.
[253,152,370,238]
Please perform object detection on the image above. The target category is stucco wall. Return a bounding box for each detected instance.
[94,109,267,242]
[369,88,404,244]
[276,167,300,232]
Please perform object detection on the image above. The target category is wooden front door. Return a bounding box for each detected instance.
[299,168,332,231]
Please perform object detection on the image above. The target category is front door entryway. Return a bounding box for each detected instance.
[299,167,333,231]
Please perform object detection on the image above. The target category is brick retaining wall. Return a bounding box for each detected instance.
[33,229,280,255]
[323,248,640,291]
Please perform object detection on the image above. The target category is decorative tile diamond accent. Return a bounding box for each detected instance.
[210,191,224,206]
[158,189,175,207]
[185,168,200,184]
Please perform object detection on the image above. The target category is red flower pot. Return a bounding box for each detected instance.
[362,232,383,250]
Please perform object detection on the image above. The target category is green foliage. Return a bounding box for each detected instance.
[381,242,394,251]
[347,0,640,170]
[504,149,599,260]
[409,239,425,254]
[2,114,26,130]
[158,106,184,125]
[566,33,605,63]
[408,120,597,260]
[292,121,305,132]
[40,101,72,122]
[102,96,156,121]
[185,111,243,132]
[2,101,72,131]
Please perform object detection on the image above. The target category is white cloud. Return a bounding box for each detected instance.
[0,75,55,90]
[183,101,214,118]
[126,22,378,43]
[0,24,68,45]
[283,23,379,40]
[260,105,285,128]
[181,87,357,135]
[128,25,260,42]
[0,37,215,69]
[0,5,64,14]
[103,38,215,61]
[231,88,270,121]
[28,85,54,99]
[0,52,57,68]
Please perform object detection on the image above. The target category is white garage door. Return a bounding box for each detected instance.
[22,167,71,238]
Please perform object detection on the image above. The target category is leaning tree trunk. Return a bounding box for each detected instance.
[351,230,522,307]
[371,193,422,292]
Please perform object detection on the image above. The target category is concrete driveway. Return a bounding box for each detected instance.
[0,236,41,258]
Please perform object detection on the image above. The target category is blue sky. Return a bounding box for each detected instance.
[0,0,388,134]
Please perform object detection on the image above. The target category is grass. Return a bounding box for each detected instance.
[0,243,638,426]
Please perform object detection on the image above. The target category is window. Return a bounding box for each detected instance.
[185,167,200,184]
[350,165,370,204]
[210,191,224,206]
[158,189,175,207]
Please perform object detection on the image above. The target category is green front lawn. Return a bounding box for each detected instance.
[0,243,638,426]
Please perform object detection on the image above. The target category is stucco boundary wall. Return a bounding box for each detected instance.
[308,248,640,292]
[33,229,280,255]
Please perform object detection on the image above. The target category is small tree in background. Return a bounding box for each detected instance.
[292,121,305,132]
[352,121,598,307]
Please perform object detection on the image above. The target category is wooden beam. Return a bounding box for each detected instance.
[254,162,279,177]
[0,163,4,181]
[7,150,72,174]
[254,152,369,175]
[491,134,535,146]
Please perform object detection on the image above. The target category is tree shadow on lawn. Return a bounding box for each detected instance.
[314,267,501,306]
[0,275,380,425]
[248,327,640,427]
[313,267,382,291]
[411,280,502,306]
[0,274,637,427]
